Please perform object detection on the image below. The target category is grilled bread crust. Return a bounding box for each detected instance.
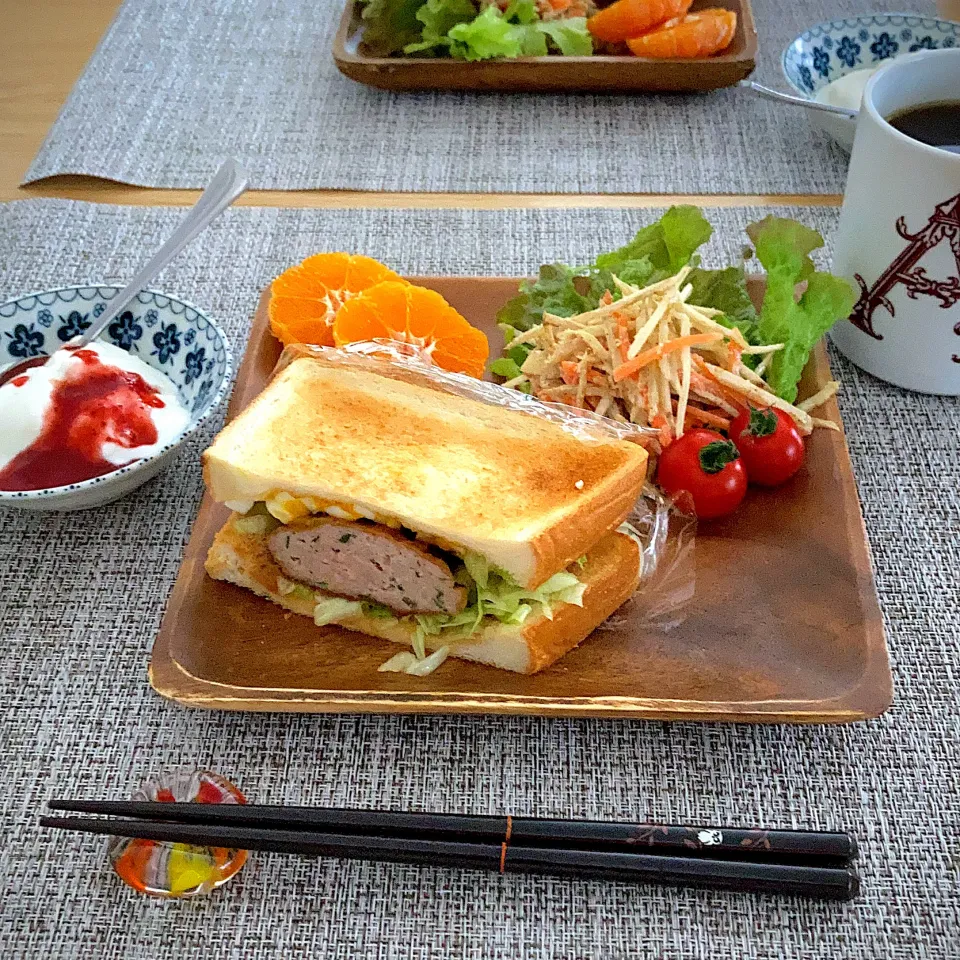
[203,357,648,589]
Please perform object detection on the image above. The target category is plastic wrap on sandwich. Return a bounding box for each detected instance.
[607,483,696,633]
[273,339,697,663]
[274,339,661,451]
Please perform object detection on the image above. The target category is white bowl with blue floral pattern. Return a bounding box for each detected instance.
[0,285,232,511]
[782,13,960,151]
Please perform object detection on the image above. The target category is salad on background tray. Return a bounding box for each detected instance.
[356,0,739,61]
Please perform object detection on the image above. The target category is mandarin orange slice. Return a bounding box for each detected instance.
[268,253,404,347]
[333,281,489,379]
[626,9,737,58]
[587,0,692,44]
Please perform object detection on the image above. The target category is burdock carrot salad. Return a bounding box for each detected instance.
[495,207,855,447]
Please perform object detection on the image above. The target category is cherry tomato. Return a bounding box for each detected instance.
[656,428,747,520]
[729,405,805,488]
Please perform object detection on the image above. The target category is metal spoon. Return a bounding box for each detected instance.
[0,158,248,386]
[738,80,859,119]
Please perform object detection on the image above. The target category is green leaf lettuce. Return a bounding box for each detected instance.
[405,1,592,60]
[496,205,714,331]
[746,216,857,402]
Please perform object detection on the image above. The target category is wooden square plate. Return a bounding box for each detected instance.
[333,0,757,93]
[150,276,892,721]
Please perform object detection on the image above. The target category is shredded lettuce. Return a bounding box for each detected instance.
[378,646,450,675]
[364,602,400,622]
[289,545,586,660]
[313,597,363,626]
[745,217,858,403]
[412,561,586,638]
[462,550,490,589]
[378,650,418,673]
[277,577,316,604]
[406,646,451,675]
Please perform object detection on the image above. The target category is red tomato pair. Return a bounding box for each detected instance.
[656,406,805,520]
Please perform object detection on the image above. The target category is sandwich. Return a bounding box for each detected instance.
[202,353,649,674]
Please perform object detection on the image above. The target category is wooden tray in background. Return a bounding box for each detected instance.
[150,277,891,721]
[333,0,757,93]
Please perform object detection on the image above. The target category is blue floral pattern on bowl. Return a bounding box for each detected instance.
[184,346,206,386]
[56,309,91,343]
[108,309,143,350]
[4,323,45,358]
[151,322,182,365]
[0,285,233,505]
[783,14,960,97]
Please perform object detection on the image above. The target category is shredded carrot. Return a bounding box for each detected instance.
[692,353,720,380]
[683,406,731,430]
[613,333,720,383]
[600,290,614,306]
[560,360,606,385]
[650,413,673,448]
[690,371,718,394]
[692,355,739,403]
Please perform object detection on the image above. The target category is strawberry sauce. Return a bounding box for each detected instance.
[0,347,166,491]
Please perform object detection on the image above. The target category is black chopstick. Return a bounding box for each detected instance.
[46,800,857,865]
[40,815,859,900]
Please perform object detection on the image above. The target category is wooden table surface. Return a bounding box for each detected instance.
[0,0,842,210]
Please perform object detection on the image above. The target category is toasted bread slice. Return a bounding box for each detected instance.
[206,513,641,675]
[203,357,648,589]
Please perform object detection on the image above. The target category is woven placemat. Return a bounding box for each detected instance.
[23,0,937,193]
[1,199,958,958]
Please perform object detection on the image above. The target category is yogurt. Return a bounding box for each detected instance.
[0,341,189,490]
[814,67,878,114]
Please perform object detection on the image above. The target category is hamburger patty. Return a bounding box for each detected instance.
[267,517,467,615]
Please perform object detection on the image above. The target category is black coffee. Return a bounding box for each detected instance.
[887,100,960,154]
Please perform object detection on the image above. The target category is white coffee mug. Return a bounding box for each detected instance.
[830,49,960,396]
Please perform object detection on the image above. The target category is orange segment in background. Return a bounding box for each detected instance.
[587,0,692,44]
[333,281,490,379]
[268,253,404,347]
[626,9,737,58]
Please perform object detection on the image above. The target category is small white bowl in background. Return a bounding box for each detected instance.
[781,13,960,151]
[0,285,232,511]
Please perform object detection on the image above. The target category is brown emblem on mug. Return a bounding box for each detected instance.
[848,193,960,363]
